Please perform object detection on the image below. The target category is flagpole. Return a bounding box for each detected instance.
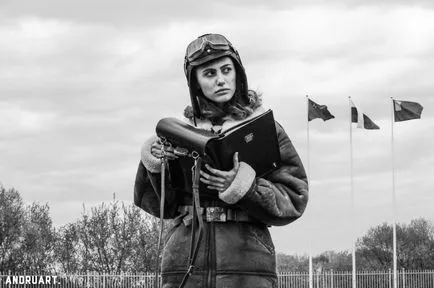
[390,97,397,288]
[349,96,356,288]
[306,95,313,288]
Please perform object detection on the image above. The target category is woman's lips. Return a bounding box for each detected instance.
[215,89,230,95]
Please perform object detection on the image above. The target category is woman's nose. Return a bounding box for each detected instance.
[216,73,225,86]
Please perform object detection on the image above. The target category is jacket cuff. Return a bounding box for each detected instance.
[140,136,161,173]
[219,162,256,204]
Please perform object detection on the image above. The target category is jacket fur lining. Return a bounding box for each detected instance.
[140,135,161,173]
[219,162,256,204]
[187,106,266,132]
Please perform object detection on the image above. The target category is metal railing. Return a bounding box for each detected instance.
[1,270,433,287]
[277,270,434,288]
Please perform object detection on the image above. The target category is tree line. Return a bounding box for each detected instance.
[277,218,434,272]
[1,185,159,273]
[1,185,434,273]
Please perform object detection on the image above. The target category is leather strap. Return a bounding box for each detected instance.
[178,205,251,222]
[154,158,166,288]
[178,156,203,288]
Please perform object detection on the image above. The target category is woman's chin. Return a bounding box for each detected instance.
[213,93,234,104]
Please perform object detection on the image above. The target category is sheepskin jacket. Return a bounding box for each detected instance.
[134,106,309,288]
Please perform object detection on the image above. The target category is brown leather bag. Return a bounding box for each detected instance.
[155,109,281,195]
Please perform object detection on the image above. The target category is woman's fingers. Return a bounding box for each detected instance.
[150,145,161,158]
[200,170,225,184]
[164,152,178,160]
[232,152,240,171]
[206,185,225,191]
[151,141,178,159]
[200,177,225,187]
[200,153,240,191]
[204,164,227,176]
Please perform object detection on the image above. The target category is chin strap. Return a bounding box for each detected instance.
[178,152,203,288]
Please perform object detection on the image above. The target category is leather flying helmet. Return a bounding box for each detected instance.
[184,33,248,118]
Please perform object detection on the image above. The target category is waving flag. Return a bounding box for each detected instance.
[393,100,423,122]
[308,99,335,122]
[350,100,380,129]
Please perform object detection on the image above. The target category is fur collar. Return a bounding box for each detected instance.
[185,106,266,132]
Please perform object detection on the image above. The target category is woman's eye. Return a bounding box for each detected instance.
[222,67,232,74]
[204,71,215,77]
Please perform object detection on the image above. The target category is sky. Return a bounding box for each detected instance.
[1,1,434,256]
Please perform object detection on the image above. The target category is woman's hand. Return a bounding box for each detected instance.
[150,138,178,160]
[200,152,240,192]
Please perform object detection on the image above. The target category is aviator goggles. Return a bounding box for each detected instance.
[185,33,235,64]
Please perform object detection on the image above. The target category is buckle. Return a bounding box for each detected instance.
[205,207,227,222]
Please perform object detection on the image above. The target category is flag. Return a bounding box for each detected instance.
[393,100,423,122]
[350,100,380,129]
[308,99,335,121]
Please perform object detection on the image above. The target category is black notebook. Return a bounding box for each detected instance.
[156,109,281,194]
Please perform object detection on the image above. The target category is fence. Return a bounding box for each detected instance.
[278,270,434,288]
[1,270,433,287]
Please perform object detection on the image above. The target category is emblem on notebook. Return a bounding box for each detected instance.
[244,133,254,143]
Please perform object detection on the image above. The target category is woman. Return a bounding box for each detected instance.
[134,33,308,288]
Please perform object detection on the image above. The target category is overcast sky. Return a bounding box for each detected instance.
[1,1,433,256]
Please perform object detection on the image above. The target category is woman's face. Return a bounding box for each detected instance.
[195,56,236,105]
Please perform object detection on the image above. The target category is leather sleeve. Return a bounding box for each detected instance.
[134,161,179,219]
[237,121,309,226]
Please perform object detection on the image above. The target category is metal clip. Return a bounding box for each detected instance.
[186,265,195,276]
[191,159,198,181]
[191,151,199,159]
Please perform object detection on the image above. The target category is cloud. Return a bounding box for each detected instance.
[1,2,433,256]
[2,0,433,28]
[0,0,249,27]
[0,102,57,136]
